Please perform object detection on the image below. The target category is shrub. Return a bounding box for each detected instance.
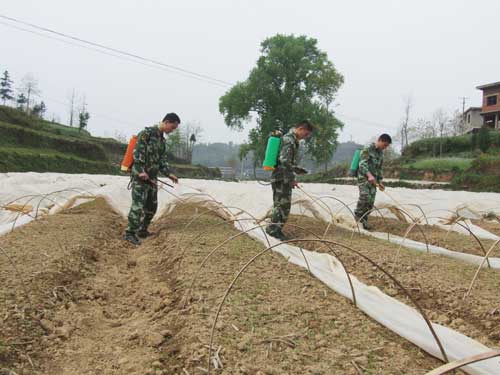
[403,132,500,158]
[478,127,491,153]
[451,154,500,192]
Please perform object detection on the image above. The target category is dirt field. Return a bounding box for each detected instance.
[1,200,498,374]
[0,200,448,375]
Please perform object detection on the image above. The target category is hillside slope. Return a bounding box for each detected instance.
[0,106,220,178]
[0,106,125,174]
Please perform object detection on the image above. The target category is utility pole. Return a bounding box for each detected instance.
[26,86,31,114]
[459,96,468,122]
[240,156,245,179]
[69,89,76,127]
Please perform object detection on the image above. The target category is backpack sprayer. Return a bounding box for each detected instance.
[262,129,308,176]
[121,135,138,173]
[121,135,173,188]
[262,130,283,171]
[349,149,362,177]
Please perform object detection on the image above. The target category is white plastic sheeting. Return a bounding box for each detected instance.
[367,232,500,268]
[1,173,500,373]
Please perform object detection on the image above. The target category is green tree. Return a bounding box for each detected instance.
[219,34,344,162]
[78,111,90,132]
[478,126,491,153]
[0,70,14,105]
[165,129,182,158]
[32,101,47,119]
[16,93,27,110]
[306,105,343,171]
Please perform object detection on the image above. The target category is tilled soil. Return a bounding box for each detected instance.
[285,215,500,352]
[0,199,177,375]
[368,216,498,257]
[149,204,444,374]
[1,199,121,374]
[0,200,453,374]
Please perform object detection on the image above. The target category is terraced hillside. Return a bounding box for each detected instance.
[0,106,220,178]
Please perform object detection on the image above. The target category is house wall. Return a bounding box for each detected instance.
[481,86,500,113]
[465,110,483,131]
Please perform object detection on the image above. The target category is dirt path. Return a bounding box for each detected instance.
[0,199,177,375]
[41,229,174,374]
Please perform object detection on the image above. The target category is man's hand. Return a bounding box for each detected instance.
[169,174,179,184]
[378,182,385,192]
[293,166,308,175]
[291,180,299,189]
[367,172,376,186]
[138,172,149,181]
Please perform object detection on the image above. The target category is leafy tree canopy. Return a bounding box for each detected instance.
[219,34,344,164]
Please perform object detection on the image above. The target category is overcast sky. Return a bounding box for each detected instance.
[2,0,499,145]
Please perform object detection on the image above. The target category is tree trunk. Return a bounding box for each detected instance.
[26,87,31,114]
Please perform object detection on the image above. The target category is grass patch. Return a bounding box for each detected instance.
[0,146,117,174]
[405,157,472,172]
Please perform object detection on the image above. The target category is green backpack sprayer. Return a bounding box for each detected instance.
[262,130,308,175]
[349,149,362,177]
[262,130,283,171]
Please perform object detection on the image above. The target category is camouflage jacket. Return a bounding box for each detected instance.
[271,129,299,184]
[358,142,384,183]
[131,125,171,179]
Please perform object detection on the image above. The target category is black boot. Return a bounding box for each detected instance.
[266,226,288,241]
[124,232,141,246]
[355,215,370,231]
[137,229,154,238]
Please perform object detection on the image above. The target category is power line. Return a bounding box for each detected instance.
[0,18,230,89]
[0,14,233,88]
[1,14,400,135]
[0,21,161,72]
[0,20,227,88]
[336,112,399,130]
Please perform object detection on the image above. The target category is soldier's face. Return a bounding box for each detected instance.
[377,141,391,151]
[161,121,179,134]
[296,128,312,140]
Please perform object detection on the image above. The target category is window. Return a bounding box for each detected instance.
[467,114,471,123]
[486,95,497,106]
[484,114,496,129]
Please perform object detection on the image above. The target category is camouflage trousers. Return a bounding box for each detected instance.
[268,181,292,233]
[354,181,377,222]
[126,179,158,235]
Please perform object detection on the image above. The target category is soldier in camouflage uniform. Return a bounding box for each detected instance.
[354,133,392,230]
[124,113,180,245]
[266,121,314,240]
